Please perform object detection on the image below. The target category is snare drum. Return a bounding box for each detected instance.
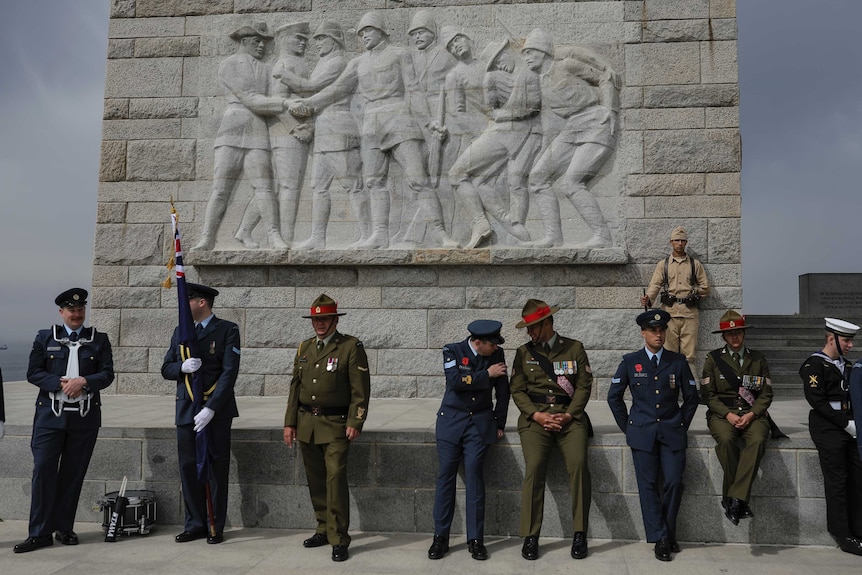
[99,489,157,536]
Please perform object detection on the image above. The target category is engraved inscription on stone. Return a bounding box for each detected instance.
[191,11,622,253]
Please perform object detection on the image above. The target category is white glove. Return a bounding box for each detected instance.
[0,421,5,439]
[193,407,215,432]
[181,358,202,374]
[845,420,858,439]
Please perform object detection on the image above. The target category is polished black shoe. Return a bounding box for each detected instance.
[332,544,349,562]
[571,531,588,559]
[207,532,224,544]
[836,535,862,556]
[55,530,79,545]
[739,501,754,519]
[724,497,742,525]
[522,535,539,560]
[669,540,681,553]
[303,532,328,548]
[654,539,672,562]
[175,530,207,543]
[13,535,53,553]
[427,535,449,560]
[468,539,487,560]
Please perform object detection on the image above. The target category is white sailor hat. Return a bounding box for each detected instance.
[825,317,860,338]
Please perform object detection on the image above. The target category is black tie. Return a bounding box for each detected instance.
[732,352,741,366]
[195,323,205,339]
[69,331,79,342]
[317,340,324,352]
[651,355,659,369]
[543,343,551,354]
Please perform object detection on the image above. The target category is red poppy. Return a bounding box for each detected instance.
[462,357,470,365]
[635,364,643,373]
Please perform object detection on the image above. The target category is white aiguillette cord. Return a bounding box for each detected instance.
[50,327,92,417]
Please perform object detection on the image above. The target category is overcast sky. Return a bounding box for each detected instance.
[0,0,859,343]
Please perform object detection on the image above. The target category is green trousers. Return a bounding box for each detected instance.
[518,419,591,536]
[707,414,770,502]
[300,438,351,546]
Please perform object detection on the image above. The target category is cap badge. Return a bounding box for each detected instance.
[654,314,660,320]
[315,306,321,313]
[729,320,736,328]
[73,294,80,301]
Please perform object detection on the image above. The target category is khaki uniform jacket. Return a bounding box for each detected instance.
[284,331,371,444]
[702,346,773,420]
[645,254,709,319]
[511,335,592,432]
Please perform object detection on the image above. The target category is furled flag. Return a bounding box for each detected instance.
[166,205,212,485]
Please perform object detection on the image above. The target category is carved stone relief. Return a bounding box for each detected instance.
[192,11,622,255]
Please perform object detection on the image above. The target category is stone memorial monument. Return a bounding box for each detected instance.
[95,0,740,398]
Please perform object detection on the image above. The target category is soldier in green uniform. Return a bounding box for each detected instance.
[701,310,772,525]
[284,294,370,562]
[510,299,593,561]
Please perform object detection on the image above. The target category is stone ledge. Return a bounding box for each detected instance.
[185,247,629,266]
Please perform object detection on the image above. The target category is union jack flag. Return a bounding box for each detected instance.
[168,207,211,485]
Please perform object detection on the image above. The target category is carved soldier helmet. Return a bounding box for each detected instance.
[408,10,438,37]
[482,39,511,72]
[523,28,555,58]
[356,11,389,36]
[275,21,311,39]
[439,26,468,52]
[229,21,273,41]
[313,20,345,46]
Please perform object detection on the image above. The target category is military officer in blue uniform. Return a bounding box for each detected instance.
[161,283,240,545]
[852,353,862,461]
[0,364,5,439]
[801,317,862,555]
[14,288,114,553]
[607,309,698,562]
[428,320,510,561]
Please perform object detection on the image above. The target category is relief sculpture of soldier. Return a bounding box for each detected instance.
[192,23,295,252]
[275,21,371,250]
[447,38,540,249]
[397,10,458,245]
[522,29,621,249]
[290,11,458,250]
[233,22,314,250]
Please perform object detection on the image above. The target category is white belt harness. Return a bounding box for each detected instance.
[49,327,94,417]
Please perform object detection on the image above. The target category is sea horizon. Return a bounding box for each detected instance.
[1,339,33,382]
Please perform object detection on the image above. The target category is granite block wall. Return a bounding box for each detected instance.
[94,0,741,397]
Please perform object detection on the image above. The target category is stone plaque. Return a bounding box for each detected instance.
[799,274,862,316]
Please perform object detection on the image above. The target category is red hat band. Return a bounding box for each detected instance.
[311,304,339,316]
[522,305,552,325]
[719,318,745,331]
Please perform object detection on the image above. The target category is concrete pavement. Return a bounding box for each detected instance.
[1,519,860,575]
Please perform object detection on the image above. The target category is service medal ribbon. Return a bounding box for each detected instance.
[669,374,676,389]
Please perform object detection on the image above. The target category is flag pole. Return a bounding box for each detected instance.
[167,201,217,539]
